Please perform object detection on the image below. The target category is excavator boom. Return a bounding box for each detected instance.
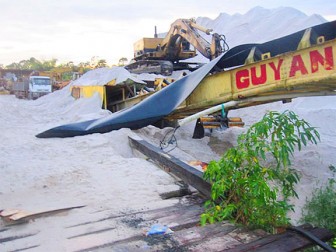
[160,19,214,61]
[126,18,228,75]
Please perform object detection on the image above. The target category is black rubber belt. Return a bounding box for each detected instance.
[287,226,335,252]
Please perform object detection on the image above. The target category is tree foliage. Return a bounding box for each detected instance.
[201,110,320,232]
[118,57,128,66]
[6,57,57,71]
[95,59,108,68]
[300,165,336,248]
[3,56,117,71]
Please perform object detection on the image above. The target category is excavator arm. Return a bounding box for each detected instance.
[160,19,225,61]
[126,18,228,75]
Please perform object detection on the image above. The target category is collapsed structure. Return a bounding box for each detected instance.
[36,20,336,138]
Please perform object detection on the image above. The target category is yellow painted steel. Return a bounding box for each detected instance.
[231,39,336,98]
[185,69,233,108]
[70,85,106,109]
[106,79,116,86]
[101,38,336,121]
[133,38,164,54]
[169,38,336,118]
[70,79,117,109]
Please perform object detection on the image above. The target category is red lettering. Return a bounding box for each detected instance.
[310,46,334,73]
[289,55,308,77]
[269,59,283,80]
[251,65,267,85]
[236,69,249,89]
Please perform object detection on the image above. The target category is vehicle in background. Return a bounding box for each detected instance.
[13,75,52,99]
[38,68,81,91]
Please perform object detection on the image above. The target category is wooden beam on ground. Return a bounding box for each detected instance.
[0,205,85,225]
[227,224,335,252]
[128,136,211,198]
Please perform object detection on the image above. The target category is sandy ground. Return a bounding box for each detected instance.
[1,87,335,225]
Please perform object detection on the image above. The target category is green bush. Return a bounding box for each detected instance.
[300,165,336,248]
[201,110,320,232]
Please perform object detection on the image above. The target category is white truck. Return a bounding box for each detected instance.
[13,75,52,99]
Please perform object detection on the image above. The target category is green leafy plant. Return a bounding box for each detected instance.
[201,110,320,232]
[300,165,336,249]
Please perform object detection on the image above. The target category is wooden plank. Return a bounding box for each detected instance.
[0,233,38,243]
[78,221,261,252]
[154,207,203,230]
[66,201,201,228]
[0,228,9,233]
[0,205,85,225]
[67,227,117,239]
[128,136,212,198]
[69,211,202,252]
[174,225,265,251]
[187,235,242,252]
[227,226,334,252]
[173,222,237,245]
[0,209,20,217]
[64,201,204,251]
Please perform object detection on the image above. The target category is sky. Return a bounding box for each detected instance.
[0,0,335,67]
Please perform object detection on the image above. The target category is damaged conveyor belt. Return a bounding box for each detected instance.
[36,54,224,138]
[36,20,336,138]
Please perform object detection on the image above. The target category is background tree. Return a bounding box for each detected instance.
[118,57,128,66]
[95,59,108,68]
[90,56,99,68]
[6,62,21,69]
[78,62,92,74]
[2,56,108,72]
[5,57,57,71]
[25,57,42,70]
[41,58,57,70]
[65,61,74,68]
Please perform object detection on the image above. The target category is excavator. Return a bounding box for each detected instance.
[125,18,229,75]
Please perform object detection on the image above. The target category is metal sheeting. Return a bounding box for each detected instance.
[70,86,106,108]
[217,20,336,69]
[71,85,105,99]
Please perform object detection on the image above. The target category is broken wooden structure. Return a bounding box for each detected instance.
[0,137,334,251]
[0,202,334,251]
[128,136,335,251]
